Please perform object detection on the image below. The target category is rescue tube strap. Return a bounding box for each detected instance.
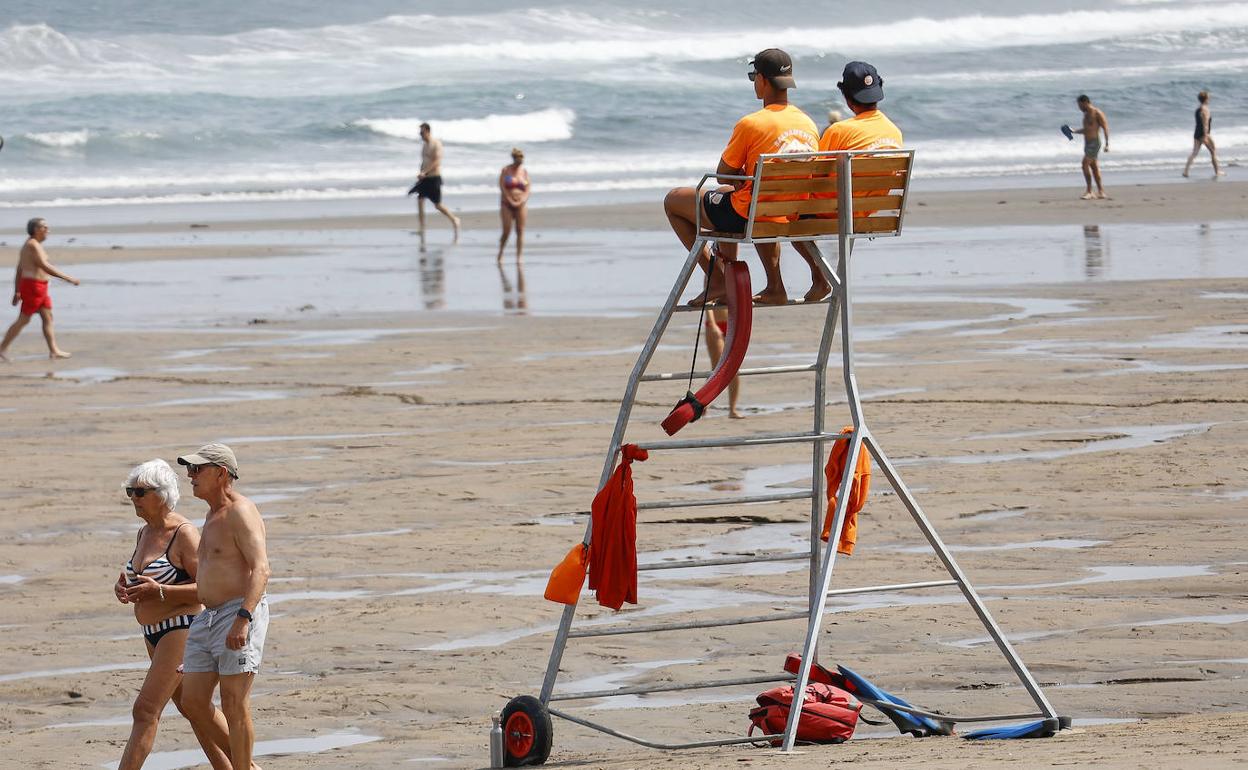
[675,391,705,423]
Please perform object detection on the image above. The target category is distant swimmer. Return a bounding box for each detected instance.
[497,147,530,263]
[1072,95,1110,200]
[408,122,461,248]
[1183,90,1225,179]
[0,217,79,362]
[663,48,818,305]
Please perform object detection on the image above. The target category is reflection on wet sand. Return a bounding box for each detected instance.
[418,247,446,310]
[498,262,528,314]
[1083,224,1107,278]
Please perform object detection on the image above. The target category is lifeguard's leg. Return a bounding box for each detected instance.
[753,242,787,305]
[665,186,727,303]
[792,241,831,302]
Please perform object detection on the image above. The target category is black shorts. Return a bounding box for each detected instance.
[702,189,748,234]
[412,175,443,204]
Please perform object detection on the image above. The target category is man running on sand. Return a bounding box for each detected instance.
[1073,95,1110,200]
[0,217,79,362]
[409,122,461,247]
[176,444,271,770]
[664,48,818,306]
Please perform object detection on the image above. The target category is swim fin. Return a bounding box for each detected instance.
[962,718,1059,740]
[836,665,950,737]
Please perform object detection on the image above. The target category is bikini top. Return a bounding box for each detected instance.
[503,172,528,191]
[125,521,192,586]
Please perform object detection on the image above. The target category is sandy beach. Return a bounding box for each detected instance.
[1,180,1247,770]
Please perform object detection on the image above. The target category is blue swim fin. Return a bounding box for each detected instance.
[963,719,1059,740]
[836,665,949,737]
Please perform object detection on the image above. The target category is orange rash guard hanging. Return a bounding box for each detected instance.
[587,444,648,610]
[821,427,871,555]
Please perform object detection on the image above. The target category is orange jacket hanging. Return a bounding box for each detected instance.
[587,444,648,610]
[821,427,871,555]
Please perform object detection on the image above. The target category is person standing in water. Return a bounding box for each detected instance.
[0,217,79,362]
[497,147,530,263]
[409,122,461,247]
[1183,90,1225,179]
[1072,95,1110,200]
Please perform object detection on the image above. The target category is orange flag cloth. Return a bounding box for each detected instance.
[544,543,588,605]
[821,427,871,555]
[587,443,648,610]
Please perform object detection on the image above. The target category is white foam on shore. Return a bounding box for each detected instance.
[353,108,575,144]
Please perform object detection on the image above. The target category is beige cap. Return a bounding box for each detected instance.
[177,443,240,479]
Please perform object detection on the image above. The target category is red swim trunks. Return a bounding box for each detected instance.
[18,278,51,315]
[704,316,729,336]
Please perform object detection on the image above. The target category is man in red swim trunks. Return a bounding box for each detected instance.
[0,218,80,362]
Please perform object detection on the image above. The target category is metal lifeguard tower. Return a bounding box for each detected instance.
[492,150,1067,766]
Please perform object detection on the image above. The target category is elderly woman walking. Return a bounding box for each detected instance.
[113,459,244,770]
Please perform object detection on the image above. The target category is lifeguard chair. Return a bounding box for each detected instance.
[492,150,1067,765]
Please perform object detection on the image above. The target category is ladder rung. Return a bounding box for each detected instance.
[639,551,809,572]
[552,673,793,702]
[640,364,817,382]
[828,579,958,597]
[568,610,807,638]
[636,430,848,452]
[638,490,812,510]
[673,298,832,312]
[549,707,784,750]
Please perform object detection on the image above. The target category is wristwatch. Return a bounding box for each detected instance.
[236,607,254,622]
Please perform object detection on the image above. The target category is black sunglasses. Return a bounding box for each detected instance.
[185,462,218,474]
[126,487,156,498]
[747,70,758,82]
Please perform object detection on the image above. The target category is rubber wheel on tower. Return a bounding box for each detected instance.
[501,695,552,766]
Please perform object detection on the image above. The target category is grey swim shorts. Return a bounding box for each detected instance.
[1084,138,1102,160]
[183,595,269,675]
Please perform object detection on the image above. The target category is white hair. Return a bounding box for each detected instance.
[124,459,181,510]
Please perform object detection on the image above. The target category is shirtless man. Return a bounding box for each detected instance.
[1073,95,1110,200]
[176,444,271,770]
[0,218,79,362]
[409,122,461,247]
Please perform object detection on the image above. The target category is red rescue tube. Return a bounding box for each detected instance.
[661,261,753,435]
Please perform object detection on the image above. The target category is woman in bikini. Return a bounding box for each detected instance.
[497,147,531,263]
[113,459,245,770]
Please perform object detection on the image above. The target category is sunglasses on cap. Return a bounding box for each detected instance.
[125,487,156,498]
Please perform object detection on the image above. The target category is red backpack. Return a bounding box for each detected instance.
[748,682,862,745]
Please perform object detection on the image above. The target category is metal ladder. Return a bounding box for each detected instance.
[497,150,1063,764]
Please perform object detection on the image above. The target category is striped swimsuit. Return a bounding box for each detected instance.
[126,522,197,647]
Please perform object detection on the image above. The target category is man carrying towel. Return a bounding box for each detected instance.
[664,48,819,306]
[176,444,271,770]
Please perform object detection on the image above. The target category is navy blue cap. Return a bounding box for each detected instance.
[839,61,884,103]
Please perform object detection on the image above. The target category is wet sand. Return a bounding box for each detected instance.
[1,183,1247,768]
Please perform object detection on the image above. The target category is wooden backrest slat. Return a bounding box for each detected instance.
[758,159,840,178]
[850,155,911,174]
[853,216,901,234]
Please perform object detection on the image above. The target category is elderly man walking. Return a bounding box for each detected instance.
[176,444,271,770]
[0,217,79,361]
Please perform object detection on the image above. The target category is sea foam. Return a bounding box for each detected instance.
[352,108,575,144]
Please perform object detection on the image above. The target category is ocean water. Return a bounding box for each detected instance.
[0,0,1245,210]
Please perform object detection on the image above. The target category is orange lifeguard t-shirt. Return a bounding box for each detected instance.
[721,103,819,219]
[819,109,903,152]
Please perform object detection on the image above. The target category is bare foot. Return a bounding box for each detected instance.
[0,352,9,363]
[1215,171,1227,178]
[50,350,71,359]
[687,289,726,307]
[753,288,789,305]
[729,408,745,419]
[1096,191,1110,200]
[451,217,461,243]
[1182,172,1190,178]
[1079,192,1096,200]
[803,280,831,303]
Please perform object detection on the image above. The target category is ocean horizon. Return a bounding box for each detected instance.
[1,0,1244,212]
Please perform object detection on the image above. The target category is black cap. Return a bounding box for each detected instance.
[839,61,884,103]
[750,49,796,90]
